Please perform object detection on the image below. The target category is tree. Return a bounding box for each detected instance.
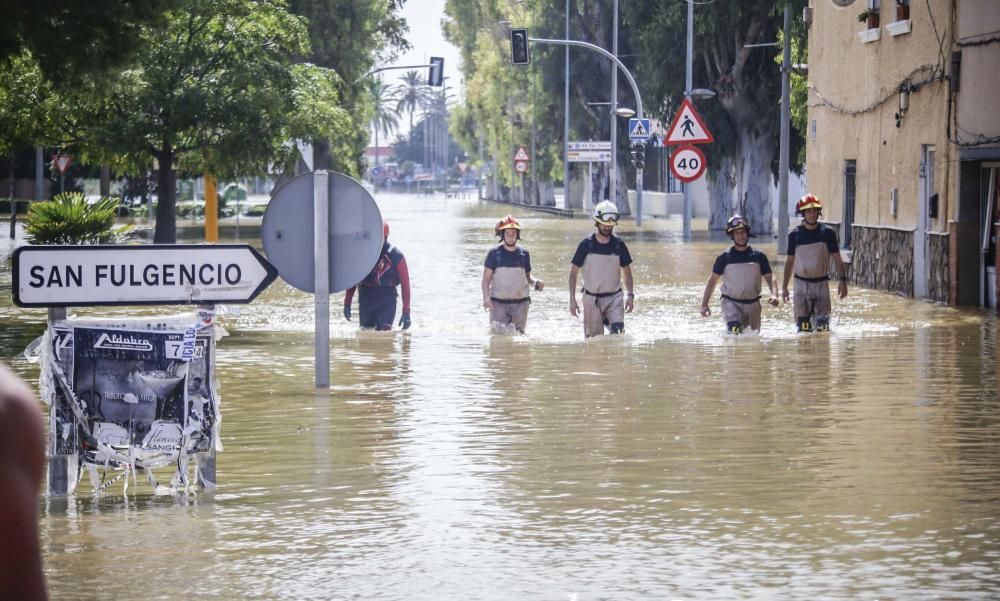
[83,0,350,243]
[0,0,176,85]
[629,0,808,233]
[368,78,400,170]
[288,0,410,175]
[394,70,431,133]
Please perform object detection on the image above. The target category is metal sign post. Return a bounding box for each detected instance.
[262,171,383,389]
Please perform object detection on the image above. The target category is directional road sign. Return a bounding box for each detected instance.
[664,99,714,145]
[669,145,708,183]
[628,118,651,142]
[12,245,278,307]
[568,141,612,151]
[262,171,383,293]
[567,150,612,163]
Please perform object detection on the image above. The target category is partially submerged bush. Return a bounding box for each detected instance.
[25,192,129,245]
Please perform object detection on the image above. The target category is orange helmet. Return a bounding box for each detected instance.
[495,215,521,238]
[383,220,390,239]
[796,194,823,215]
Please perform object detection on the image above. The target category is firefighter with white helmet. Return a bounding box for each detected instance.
[781,194,848,332]
[568,200,635,337]
[481,215,543,334]
[700,214,779,334]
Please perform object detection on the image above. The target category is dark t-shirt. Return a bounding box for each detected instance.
[787,225,839,280]
[712,247,772,276]
[484,245,532,272]
[571,234,633,268]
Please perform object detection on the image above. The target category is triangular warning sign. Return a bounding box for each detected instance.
[664,99,714,145]
[514,146,530,162]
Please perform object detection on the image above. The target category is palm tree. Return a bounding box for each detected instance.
[394,70,430,133]
[368,78,399,172]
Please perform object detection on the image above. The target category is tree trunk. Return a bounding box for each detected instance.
[8,155,16,240]
[736,128,774,236]
[707,154,736,231]
[154,145,176,243]
[100,166,111,197]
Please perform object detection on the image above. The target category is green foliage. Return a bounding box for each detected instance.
[0,0,176,86]
[25,192,128,245]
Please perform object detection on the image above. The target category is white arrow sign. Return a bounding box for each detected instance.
[13,245,278,307]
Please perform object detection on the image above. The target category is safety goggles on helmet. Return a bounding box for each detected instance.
[726,215,751,235]
[593,201,620,226]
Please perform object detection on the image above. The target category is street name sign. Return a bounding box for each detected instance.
[669,145,708,183]
[13,245,278,307]
[628,118,651,141]
[664,99,714,145]
[568,141,612,151]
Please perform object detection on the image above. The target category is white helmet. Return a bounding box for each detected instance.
[593,200,620,226]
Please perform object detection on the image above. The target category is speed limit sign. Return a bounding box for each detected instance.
[669,145,707,182]
[514,160,528,174]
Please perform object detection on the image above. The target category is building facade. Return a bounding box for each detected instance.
[806,0,999,311]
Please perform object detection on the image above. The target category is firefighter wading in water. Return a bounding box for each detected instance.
[344,221,412,331]
[568,201,635,338]
[481,215,544,334]
[781,194,848,332]
[699,215,780,334]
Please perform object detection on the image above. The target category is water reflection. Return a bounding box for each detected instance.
[2,192,999,599]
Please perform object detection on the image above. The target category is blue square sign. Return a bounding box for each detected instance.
[628,118,650,141]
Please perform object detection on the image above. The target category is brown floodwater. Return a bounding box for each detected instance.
[1,192,998,600]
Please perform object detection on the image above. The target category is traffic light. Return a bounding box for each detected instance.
[630,142,645,169]
[510,28,530,65]
[428,57,444,86]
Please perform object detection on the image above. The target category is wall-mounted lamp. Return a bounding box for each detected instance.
[895,81,910,128]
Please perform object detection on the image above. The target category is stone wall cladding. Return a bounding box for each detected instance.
[928,232,950,303]
[851,226,914,296]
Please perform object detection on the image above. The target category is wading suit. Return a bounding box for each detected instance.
[712,246,773,333]
[787,224,840,331]
[571,234,633,337]
[484,244,533,333]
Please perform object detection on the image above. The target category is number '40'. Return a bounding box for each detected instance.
[678,157,699,170]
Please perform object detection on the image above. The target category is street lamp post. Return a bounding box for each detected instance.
[528,36,646,225]
[777,2,792,254]
[683,0,694,239]
[610,0,619,206]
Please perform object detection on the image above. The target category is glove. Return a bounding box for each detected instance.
[343,304,351,321]
[399,312,411,330]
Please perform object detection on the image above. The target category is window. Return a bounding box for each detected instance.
[843,160,857,249]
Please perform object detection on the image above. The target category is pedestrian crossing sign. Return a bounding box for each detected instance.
[628,118,651,142]
[514,146,530,162]
[663,99,714,145]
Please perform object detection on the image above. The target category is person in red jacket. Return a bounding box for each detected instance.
[344,221,412,330]
[0,362,47,601]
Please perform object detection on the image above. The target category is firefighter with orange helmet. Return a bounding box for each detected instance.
[481,215,543,333]
[700,215,779,334]
[344,220,412,330]
[781,194,848,332]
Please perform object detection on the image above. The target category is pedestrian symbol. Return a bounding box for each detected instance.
[664,99,714,145]
[628,118,650,142]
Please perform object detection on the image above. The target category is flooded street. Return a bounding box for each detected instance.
[2,192,999,600]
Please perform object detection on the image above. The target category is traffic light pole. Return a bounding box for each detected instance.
[527,36,646,226]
